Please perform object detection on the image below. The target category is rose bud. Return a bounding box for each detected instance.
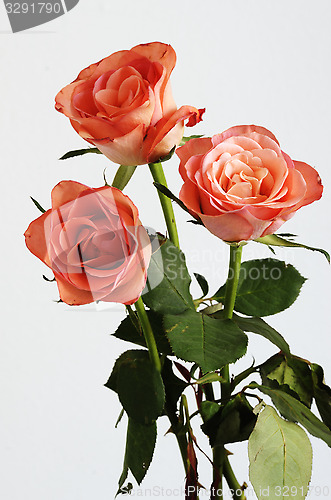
[177,125,323,242]
[55,42,204,166]
[24,181,152,305]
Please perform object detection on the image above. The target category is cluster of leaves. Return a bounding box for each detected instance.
[103,235,331,496]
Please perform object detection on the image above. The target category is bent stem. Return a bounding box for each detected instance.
[112,165,137,191]
[148,162,180,248]
[134,297,161,373]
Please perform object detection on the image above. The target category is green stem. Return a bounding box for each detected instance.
[212,244,244,498]
[133,299,188,472]
[111,165,137,190]
[204,382,215,402]
[134,297,161,373]
[231,364,257,391]
[221,244,243,398]
[212,446,225,498]
[223,244,243,320]
[223,456,246,500]
[148,162,179,248]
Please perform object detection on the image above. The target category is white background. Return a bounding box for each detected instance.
[0,1,330,498]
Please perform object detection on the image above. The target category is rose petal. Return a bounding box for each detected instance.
[145,106,203,163]
[293,161,323,207]
[199,211,254,242]
[96,124,146,165]
[177,137,213,173]
[24,210,52,267]
[212,125,280,147]
[51,181,90,210]
[54,272,94,305]
[179,181,205,215]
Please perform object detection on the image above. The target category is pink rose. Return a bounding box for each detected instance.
[55,42,204,166]
[24,181,151,305]
[177,125,323,242]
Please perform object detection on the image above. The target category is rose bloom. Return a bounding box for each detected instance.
[24,181,151,305]
[55,42,204,166]
[177,125,323,242]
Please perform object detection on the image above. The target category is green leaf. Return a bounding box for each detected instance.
[260,353,313,407]
[194,273,209,298]
[143,238,195,315]
[30,196,46,213]
[200,401,220,423]
[248,405,312,499]
[116,463,131,496]
[255,233,330,264]
[202,394,257,446]
[232,314,290,355]
[196,373,225,385]
[163,309,248,372]
[153,182,203,224]
[112,164,137,191]
[250,383,331,447]
[214,259,306,317]
[311,364,331,430]
[105,350,165,425]
[59,147,102,160]
[125,418,157,485]
[105,350,140,394]
[113,311,172,355]
[179,135,204,146]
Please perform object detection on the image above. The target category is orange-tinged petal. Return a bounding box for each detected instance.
[55,80,85,119]
[51,181,89,210]
[293,161,323,207]
[24,210,52,267]
[179,181,204,215]
[177,137,213,182]
[145,106,205,163]
[96,124,146,165]
[55,272,94,305]
[199,212,254,242]
[131,42,176,81]
[212,125,280,147]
